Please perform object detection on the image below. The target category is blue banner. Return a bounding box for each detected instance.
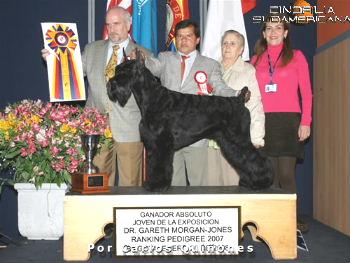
[132,0,158,54]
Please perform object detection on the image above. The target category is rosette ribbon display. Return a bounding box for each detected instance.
[45,24,85,101]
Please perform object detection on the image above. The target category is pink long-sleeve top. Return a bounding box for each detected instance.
[251,43,312,126]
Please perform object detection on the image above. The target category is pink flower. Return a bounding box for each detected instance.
[67,147,78,156]
[38,139,49,147]
[20,148,28,157]
[0,99,112,187]
[51,146,61,155]
[28,142,36,154]
[67,157,80,173]
[52,159,65,172]
[46,127,55,138]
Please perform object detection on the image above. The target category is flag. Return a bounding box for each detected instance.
[201,0,252,61]
[132,0,158,54]
[166,0,190,51]
[241,0,256,14]
[102,0,133,40]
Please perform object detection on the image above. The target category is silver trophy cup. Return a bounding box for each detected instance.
[81,134,100,174]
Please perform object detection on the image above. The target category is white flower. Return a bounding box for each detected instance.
[28,177,35,183]
[35,129,46,142]
[4,106,11,114]
[34,100,42,107]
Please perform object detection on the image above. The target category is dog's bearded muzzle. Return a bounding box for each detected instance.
[107,77,132,107]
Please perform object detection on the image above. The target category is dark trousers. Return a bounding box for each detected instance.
[269,156,297,193]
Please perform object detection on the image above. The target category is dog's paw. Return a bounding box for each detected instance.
[239,174,273,191]
[247,178,273,191]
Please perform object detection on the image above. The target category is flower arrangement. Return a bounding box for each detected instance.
[0,99,112,190]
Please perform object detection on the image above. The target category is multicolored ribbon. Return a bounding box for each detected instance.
[194,71,213,95]
[45,24,85,101]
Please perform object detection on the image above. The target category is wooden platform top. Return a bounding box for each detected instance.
[67,186,294,196]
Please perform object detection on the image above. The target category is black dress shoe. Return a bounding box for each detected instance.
[104,224,114,238]
[297,219,309,233]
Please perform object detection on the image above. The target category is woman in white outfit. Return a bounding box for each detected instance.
[207,30,265,186]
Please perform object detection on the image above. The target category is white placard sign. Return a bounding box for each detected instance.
[114,207,240,256]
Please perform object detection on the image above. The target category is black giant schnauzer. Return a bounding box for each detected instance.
[107,56,273,192]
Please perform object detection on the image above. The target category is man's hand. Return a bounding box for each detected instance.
[129,49,136,60]
[129,48,147,60]
[41,49,50,61]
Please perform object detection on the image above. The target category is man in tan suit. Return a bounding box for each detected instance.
[42,7,149,186]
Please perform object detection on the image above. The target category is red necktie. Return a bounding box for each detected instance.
[181,55,189,81]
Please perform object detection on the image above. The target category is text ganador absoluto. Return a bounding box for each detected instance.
[140,211,212,218]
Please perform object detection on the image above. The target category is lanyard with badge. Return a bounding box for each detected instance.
[265,51,282,93]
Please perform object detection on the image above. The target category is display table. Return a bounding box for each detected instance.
[63,186,296,260]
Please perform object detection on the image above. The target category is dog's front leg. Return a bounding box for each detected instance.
[142,130,175,192]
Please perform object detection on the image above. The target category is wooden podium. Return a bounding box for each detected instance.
[63,186,296,260]
[71,172,110,194]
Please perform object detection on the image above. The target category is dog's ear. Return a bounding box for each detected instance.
[116,85,132,107]
[135,48,145,66]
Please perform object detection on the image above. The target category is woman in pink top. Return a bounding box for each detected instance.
[251,16,312,196]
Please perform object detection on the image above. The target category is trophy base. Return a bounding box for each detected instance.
[71,172,110,194]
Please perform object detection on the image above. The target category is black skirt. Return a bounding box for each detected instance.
[262,112,304,159]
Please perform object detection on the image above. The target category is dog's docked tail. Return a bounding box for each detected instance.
[239,86,250,103]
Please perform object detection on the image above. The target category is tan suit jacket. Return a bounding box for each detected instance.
[82,39,149,142]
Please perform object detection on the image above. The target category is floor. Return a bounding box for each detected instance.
[0,217,349,263]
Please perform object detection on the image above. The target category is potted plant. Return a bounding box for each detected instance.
[0,99,112,240]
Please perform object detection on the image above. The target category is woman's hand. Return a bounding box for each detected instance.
[298,125,310,141]
[253,143,263,149]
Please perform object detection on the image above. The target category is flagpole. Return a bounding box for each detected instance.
[199,0,208,51]
[88,0,95,43]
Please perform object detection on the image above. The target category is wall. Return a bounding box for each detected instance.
[317,0,350,47]
[314,38,350,235]
[0,0,88,108]
[314,0,350,235]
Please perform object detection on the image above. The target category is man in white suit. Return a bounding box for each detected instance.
[145,20,241,186]
[42,7,149,186]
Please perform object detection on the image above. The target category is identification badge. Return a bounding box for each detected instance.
[265,83,277,93]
